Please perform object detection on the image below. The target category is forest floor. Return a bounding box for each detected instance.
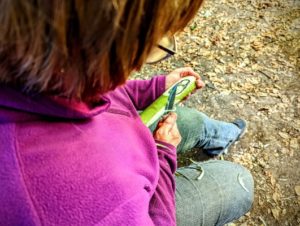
[133,0,300,225]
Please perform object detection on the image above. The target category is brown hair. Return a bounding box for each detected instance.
[0,0,203,101]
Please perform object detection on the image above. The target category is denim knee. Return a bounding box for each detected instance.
[175,160,254,226]
[217,161,254,225]
[199,160,254,225]
[238,165,254,212]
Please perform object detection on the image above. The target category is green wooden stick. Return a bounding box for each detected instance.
[140,76,196,127]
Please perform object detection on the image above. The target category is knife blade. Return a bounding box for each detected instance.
[164,84,178,115]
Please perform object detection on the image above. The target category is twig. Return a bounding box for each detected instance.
[258,70,272,79]
[189,159,205,180]
[259,216,267,226]
[282,196,296,200]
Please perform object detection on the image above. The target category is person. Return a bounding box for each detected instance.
[0,1,253,225]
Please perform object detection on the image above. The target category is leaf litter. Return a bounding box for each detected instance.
[133,0,300,225]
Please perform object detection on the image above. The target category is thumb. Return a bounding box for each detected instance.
[161,112,177,129]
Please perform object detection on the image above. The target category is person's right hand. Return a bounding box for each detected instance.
[153,112,181,148]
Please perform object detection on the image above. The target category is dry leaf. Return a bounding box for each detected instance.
[290,138,299,150]
[240,94,249,100]
[272,191,281,202]
[271,208,280,220]
[270,174,276,186]
[295,186,300,196]
[278,132,289,139]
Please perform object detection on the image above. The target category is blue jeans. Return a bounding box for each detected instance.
[150,106,254,226]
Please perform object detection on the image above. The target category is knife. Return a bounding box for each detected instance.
[139,76,196,127]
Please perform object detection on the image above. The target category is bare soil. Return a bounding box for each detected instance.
[133,0,300,225]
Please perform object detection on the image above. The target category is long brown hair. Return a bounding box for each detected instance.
[0,0,204,101]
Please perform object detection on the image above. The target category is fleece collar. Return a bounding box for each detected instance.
[0,86,110,122]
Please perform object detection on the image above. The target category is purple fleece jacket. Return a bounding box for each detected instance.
[0,76,177,226]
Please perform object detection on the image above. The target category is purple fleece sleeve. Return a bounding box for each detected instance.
[149,140,177,226]
[124,75,166,110]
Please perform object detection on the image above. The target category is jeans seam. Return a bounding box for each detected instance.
[175,168,205,225]
[205,169,226,226]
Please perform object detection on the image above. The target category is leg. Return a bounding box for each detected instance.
[149,106,243,155]
[175,106,242,155]
[175,160,254,226]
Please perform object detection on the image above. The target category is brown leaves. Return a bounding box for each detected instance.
[134,0,300,225]
[295,186,300,196]
[251,40,264,51]
[272,208,280,220]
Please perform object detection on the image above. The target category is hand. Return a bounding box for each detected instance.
[153,112,181,148]
[165,67,205,91]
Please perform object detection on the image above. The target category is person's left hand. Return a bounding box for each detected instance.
[165,67,205,91]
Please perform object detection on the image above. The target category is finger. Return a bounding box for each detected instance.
[195,79,205,89]
[157,112,176,128]
[162,112,177,123]
[160,113,171,122]
[171,122,181,137]
[178,67,200,79]
[170,123,182,144]
[160,112,177,131]
[175,67,196,75]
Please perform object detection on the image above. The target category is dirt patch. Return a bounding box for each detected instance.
[133,0,300,225]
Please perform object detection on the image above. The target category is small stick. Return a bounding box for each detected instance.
[259,216,267,226]
[258,70,272,79]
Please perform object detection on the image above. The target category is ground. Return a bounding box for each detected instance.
[133,0,300,225]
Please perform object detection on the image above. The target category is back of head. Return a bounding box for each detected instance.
[0,0,204,101]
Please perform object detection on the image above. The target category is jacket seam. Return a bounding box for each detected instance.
[13,124,43,225]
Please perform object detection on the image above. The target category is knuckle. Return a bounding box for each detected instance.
[177,132,182,138]
[156,129,163,135]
